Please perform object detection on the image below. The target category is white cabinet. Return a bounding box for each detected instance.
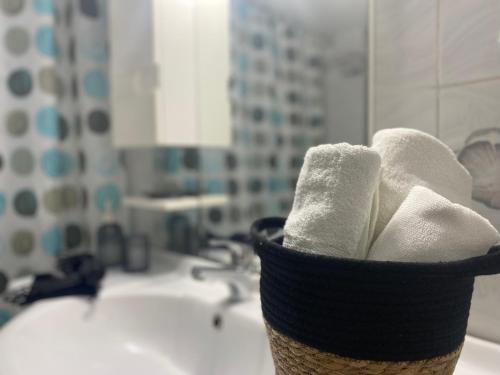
[109,0,231,148]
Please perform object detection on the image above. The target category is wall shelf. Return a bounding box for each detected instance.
[123,194,230,212]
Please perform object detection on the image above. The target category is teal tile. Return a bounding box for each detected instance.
[95,184,121,212]
[83,70,108,98]
[205,179,226,194]
[33,0,54,14]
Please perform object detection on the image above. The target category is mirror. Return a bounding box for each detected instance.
[0,0,368,283]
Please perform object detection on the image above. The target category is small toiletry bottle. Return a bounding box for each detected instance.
[97,202,126,267]
[123,235,151,273]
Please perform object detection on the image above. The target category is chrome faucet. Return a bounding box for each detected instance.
[192,239,258,303]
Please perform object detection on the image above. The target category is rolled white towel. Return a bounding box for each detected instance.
[371,128,473,240]
[368,186,500,262]
[283,143,381,259]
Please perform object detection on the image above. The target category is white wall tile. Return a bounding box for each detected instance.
[469,196,500,342]
[440,0,500,85]
[439,79,500,151]
[439,80,500,346]
[469,274,500,342]
[468,202,500,342]
[374,0,437,88]
[373,0,500,342]
[373,87,437,137]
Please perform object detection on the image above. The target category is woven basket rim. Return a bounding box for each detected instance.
[251,216,500,278]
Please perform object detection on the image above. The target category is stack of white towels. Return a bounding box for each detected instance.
[283,128,500,262]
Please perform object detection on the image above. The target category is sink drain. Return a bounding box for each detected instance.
[212,313,223,330]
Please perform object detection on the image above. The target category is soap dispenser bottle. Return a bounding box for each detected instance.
[97,201,125,267]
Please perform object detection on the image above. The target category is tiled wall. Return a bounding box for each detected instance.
[371,0,500,343]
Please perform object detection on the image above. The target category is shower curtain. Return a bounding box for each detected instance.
[0,0,125,283]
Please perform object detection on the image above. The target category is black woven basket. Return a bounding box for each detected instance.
[251,217,500,374]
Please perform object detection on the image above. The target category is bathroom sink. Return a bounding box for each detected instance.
[0,252,498,375]
[455,335,500,375]
[0,292,271,375]
[0,253,272,375]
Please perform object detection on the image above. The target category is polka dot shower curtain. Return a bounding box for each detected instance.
[0,0,125,281]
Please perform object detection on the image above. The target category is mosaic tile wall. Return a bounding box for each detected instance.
[151,0,328,239]
[0,0,125,283]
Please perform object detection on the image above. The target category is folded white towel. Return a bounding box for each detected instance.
[368,186,500,262]
[371,128,473,240]
[283,143,381,259]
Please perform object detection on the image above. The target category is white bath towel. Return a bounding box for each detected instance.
[371,128,472,240]
[283,143,381,259]
[368,186,500,262]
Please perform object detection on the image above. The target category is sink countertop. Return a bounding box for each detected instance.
[1,250,499,375]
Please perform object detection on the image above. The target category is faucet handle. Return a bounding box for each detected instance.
[207,239,254,269]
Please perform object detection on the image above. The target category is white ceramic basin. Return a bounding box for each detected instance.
[0,252,498,375]
[0,292,271,375]
[455,336,500,375]
[0,254,273,375]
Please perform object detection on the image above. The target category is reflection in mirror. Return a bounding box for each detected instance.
[0,0,367,359]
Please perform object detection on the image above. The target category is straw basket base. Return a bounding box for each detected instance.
[265,323,462,375]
